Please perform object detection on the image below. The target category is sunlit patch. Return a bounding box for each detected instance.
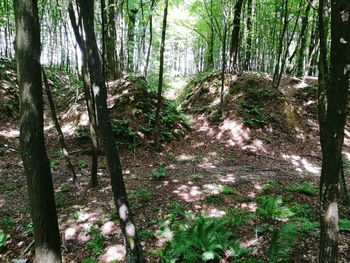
[64,225,79,240]
[0,197,5,208]
[248,192,257,198]
[282,154,320,174]
[162,181,169,186]
[61,123,76,136]
[173,184,203,202]
[217,119,250,146]
[240,202,257,212]
[240,236,259,248]
[101,221,115,236]
[197,163,216,169]
[203,183,223,195]
[79,112,89,126]
[254,184,262,190]
[204,208,226,218]
[78,231,90,242]
[0,129,19,138]
[219,173,236,183]
[78,212,93,222]
[101,245,126,262]
[241,139,266,153]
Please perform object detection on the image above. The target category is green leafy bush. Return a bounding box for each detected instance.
[221,185,236,195]
[256,195,294,220]
[135,187,151,202]
[76,125,90,140]
[0,229,10,249]
[241,98,268,127]
[139,230,153,240]
[339,219,350,231]
[150,165,166,179]
[268,224,298,263]
[87,227,104,256]
[160,216,247,262]
[286,183,317,196]
[111,119,138,149]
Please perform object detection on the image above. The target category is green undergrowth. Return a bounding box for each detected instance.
[158,207,251,262]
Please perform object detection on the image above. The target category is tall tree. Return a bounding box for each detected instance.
[229,0,244,71]
[13,0,61,261]
[75,0,144,261]
[318,0,350,262]
[154,0,169,149]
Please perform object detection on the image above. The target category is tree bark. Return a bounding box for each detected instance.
[68,2,99,187]
[319,1,350,262]
[244,0,253,70]
[154,0,169,149]
[42,69,79,188]
[76,1,144,261]
[13,0,62,261]
[229,0,244,72]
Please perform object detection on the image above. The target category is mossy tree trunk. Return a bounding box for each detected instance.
[75,0,144,261]
[13,0,61,261]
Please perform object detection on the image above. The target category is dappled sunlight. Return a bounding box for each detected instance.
[241,139,267,153]
[61,123,76,136]
[203,208,226,218]
[240,236,260,248]
[0,129,19,138]
[173,184,204,202]
[217,119,250,146]
[101,221,116,236]
[239,202,257,212]
[218,173,236,184]
[195,116,215,136]
[203,183,223,195]
[64,224,80,240]
[282,154,320,174]
[101,244,126,262]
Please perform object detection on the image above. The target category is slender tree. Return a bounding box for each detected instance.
[154,0,169,149]
[13,0,61,261]
[75,0,144,261]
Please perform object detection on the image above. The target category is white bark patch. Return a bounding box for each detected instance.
[126,222,136,237]
[119,204,128,221]
[325,202,339,241]
[340,38,348,44]
[344,64,350,75]
[334,133,337,138]
[92,84,100,98]
[341,11,349,22]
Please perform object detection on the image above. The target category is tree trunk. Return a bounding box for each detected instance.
[144,0,155,77]
[319,1,350,262]
[76,1,144,261]
[68,2,99,187]
[13,0,62,261]
[154,0,169,149]
[42,69,79,188]
[229,0,244,72]
[127,4,138,72]
[244,0,253,70]
[295,1,311,77]
[220,23,227,118]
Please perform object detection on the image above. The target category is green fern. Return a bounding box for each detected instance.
[256,195,294,220]
[268,224,298,263]
[286,183,317,196]
[160,216,247,262]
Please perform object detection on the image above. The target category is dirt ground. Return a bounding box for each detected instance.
[1,73,350,262]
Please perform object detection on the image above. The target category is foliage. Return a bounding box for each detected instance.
[55,183,71,208]
[76,125,90,140]
[82,258,95,263]
[1,216,14,228]
[268,224,298,263]
[111,119,138,149]
[286,183,317,196]
[221,185,236,195]
[205,195,223,205]
[150,165,167,179]
[139,230,153,240]
[339,219,350,231]
[289,203,316,220]
[241,98,268,127]
[0,229,10,249]
[77,159,88,169]
[256,195,294,220]
[159,215,248,263]
[135,187,151,202]
[87,226,104,256]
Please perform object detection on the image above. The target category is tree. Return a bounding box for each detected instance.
[154,0,169,149]
[318,0,350,262]
[229,0,244,71]
[74,0,144,261]
[13,0,61,261]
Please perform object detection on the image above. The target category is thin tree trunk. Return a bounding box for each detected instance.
[154,0,169,149]
[220,23,227,118]
[13,0,62,261]
[42,69,79,188]
[144,0,155,77]
[68,2,99,187]
[229,0,244,72]
[76,1,144,261]
[244,0,253,70]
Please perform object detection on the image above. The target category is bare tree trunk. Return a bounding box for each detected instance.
[42,69,79,188]
[154,0,169,149]
[76,1,144,261]
[229,0,244,72]
[68,2,99,187]
[13,0,62,261]
[318,1,350,262]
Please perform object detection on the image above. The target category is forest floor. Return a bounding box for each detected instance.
[1,63,350,262]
